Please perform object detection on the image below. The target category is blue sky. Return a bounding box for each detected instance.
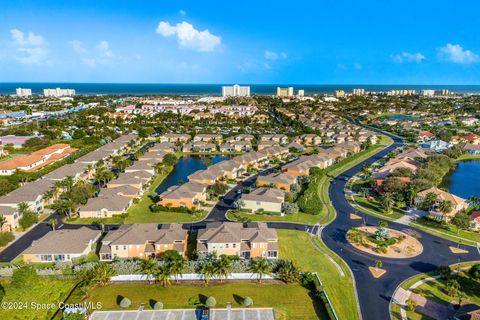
[0,0,479,84]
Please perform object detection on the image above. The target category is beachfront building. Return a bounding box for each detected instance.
[222,85,250,97]
[23,227,101,263]
[352,88,365,96]
[15,88,32,97]
[99,224,188,260]
[276,87,294,97]
[197,222,278,259]
[43,88,76,97]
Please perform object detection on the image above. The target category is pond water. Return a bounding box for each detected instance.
[381,114,418,121]
[155,155,229,194]
[441,160,480,200]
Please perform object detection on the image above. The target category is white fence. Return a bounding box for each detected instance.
[110,272,276,282]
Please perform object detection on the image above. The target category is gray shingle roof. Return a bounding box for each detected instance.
[24,227,100,255]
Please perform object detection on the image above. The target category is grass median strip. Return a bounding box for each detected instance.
[279,229,359,320]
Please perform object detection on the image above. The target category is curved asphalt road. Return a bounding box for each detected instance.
[1,126,479,320]
[322,130,480,320]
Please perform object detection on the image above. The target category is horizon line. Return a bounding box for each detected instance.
[1,82,480,86]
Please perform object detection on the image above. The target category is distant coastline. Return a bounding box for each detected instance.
[1,82,480,96]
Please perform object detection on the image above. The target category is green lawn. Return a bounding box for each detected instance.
[407,270,480,319]
[456,154,480,161]
[278,229,359,320]
[226,211,321,224]
[351,195,404,220]
[390,261,480,320]
[82,282,323,320]
[0,277,77,319]
[318,135,394,225]
[410,217,480,245]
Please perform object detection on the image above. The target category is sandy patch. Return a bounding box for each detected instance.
[368,267,386,278]
[347,226,423,258]
[350,213,362,220]
[449,246,469,254]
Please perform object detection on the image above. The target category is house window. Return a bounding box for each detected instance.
[40,255,53,262]
[233,243,236,248]
[256,201,261,205]
[267,251,278,258]
[123,245,127,250]
[226,244,229,248]
[54,255,65,262]
[115,245,119,250]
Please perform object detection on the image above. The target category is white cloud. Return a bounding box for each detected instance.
[179,9,186,16]
[10,28,48,64]
[438,43,479,64]
[156,21,221,52]
[264,50,287,61]
[69,40,86,54]
[392,52,425,63]
[96,41,114,58]
[69,40,114,67]
[16,48,48,64]
[10,29,45,46]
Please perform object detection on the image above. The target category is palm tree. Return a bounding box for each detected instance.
[94,167,115,187]
[380,193,395,214]
[198,260,215,286]
[215,256,232,282]
[48,218,57,231]
[154,264,173,287]
[91,263,117,287]
[405,185,418,207]
[51,199,77,217]
[141,259,158,284]
[153,162,164,174]
[62,176,75,194]
[170,257,186,283]
[276,260,300,283]
[43,189,55,203]
[17,202,31,215]
[424,192,438,211]
[0,214,7,231]
[248,258,272,283]
[439,200,453,219]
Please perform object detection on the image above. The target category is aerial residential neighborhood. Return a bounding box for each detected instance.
[1,1,480,320]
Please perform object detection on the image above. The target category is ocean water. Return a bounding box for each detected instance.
[1,83,480,96]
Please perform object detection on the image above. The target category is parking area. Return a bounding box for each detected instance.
[90,308,276,320]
